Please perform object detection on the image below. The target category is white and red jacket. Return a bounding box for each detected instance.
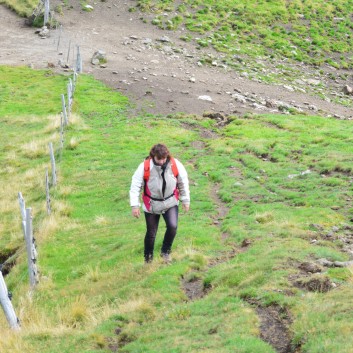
[130,158,190,213]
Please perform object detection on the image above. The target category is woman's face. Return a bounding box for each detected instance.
[154,157,167,166]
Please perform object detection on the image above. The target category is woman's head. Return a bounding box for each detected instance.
[149,144,170,165]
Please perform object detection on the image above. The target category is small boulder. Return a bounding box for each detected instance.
[91,50,107,65]
[343,85,353,95]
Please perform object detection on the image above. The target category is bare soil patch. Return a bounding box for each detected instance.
[181,276,208,301]
[293,274,333,293]
[256,304,298,353]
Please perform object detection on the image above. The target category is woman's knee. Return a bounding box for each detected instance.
[166,224,177,234]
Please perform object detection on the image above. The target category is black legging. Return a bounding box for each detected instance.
[144,206,179,262]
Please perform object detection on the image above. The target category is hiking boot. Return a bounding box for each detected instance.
[161,253,172,264]
[144,254,153,264]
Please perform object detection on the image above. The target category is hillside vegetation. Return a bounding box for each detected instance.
[136,0,353,69]
[1,0,353,352]
[0,0,37,16]
[1,65,353,353]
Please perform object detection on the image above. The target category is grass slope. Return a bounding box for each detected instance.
[0,0,37,16]
[1,65,353,353]
[136,0,353,69]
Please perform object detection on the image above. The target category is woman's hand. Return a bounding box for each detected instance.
[132,207,141,218]
[182,203,190,212]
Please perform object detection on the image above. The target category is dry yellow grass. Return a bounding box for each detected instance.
[21,140,47,159]
[43,115,61,133]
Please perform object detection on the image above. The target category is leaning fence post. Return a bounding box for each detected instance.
[45,169,51,215]
[18,192,27,239]
[61,94,68,126]
[0,271,20,330]
[49,142,57,186]
[25,208,38,288]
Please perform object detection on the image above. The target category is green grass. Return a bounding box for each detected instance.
[137,0,353,69]
[1,66,353,352]
[0,0,37,16]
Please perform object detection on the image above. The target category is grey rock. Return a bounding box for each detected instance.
[232,93,247,104]
[308,105,318,111]
[306,79,321,86]
[157,36,171,43]
[198,95,213,102]
[343,85,353,95]
[91,50,107,65]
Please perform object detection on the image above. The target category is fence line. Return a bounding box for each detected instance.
[1,5,84,327]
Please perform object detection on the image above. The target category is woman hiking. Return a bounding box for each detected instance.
[130,144,190,263]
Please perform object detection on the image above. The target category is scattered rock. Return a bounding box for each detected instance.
[317,258,353,268]
[265,99,277,108]
[91,50,107,65]
[308,104,318,111]
[157,36,171,43]
[232,93,247,104]
[288,169,311,179]
[198,95,213,102]
[36,26,50,38]
[142,38,153,45]
[306,79,321,86]
[298,262,322,273]
[342,85,353,95]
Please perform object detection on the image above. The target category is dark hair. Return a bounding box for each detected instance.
[149,144,171,159]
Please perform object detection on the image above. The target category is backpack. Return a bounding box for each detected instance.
[143,157,179,182]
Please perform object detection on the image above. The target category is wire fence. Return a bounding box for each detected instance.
[0,1,84,329]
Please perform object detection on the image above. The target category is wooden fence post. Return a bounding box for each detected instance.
[44,0,50,25]
[0,271,20,330]
[67,82,72,115]
[49,142,57,186]
[18,192,27,239]
[60,113,64,149]
[45,169,51,215]
[72,71,77,93]
[66,39,71,65]
[76,45,82,73]
[56,24,62,51]
[61,94,68,126]
[25,208,38,288]
[69,78,73,98]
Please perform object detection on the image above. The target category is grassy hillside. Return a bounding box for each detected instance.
[0,0,37,16]
[136,0,353,69]
[1,65,353,353]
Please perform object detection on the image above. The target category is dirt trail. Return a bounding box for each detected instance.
[1,1,352,118]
